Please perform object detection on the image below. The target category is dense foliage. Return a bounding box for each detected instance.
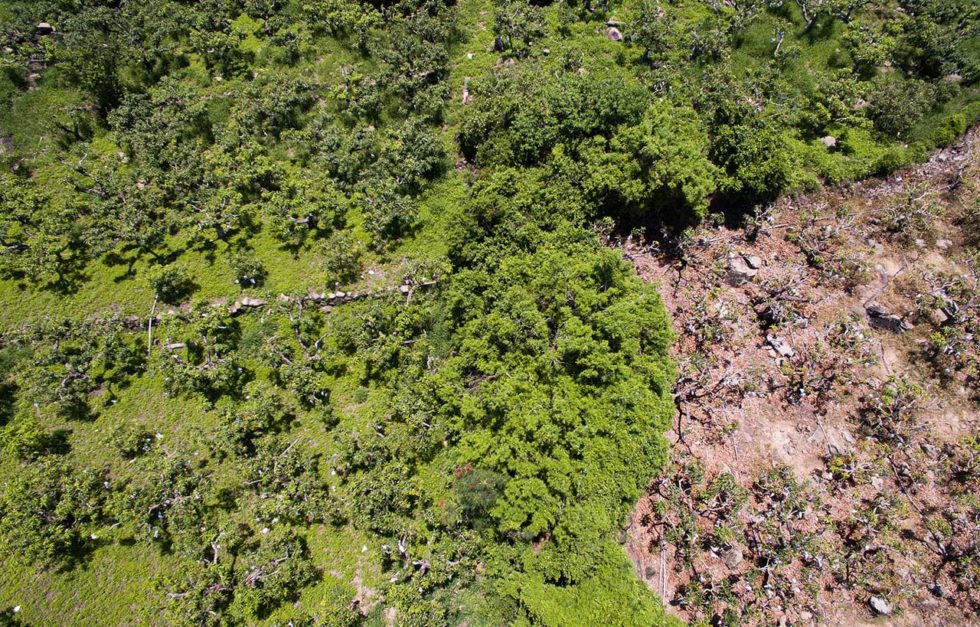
[0,0,976,623]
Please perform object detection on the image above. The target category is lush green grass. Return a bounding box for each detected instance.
[0,542,178,626]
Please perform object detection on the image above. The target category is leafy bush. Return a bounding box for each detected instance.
[229,250,267,288]
[148,264,196,304]
[0,459,109,569]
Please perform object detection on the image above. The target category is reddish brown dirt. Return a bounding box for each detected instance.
[623,128,980,626]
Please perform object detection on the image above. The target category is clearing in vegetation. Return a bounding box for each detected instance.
[626,128,980,626]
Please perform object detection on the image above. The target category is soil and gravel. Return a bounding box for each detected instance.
[623,129,980,626]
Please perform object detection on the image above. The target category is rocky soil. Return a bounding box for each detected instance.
[623,129,980,626]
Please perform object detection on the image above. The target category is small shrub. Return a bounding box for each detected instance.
[148,264,195,304]
[108,421,154,459]
[229,250,266,288]
[860,376,926,446]
[319,230,364,286]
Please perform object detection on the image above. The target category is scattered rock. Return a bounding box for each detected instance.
[928,308,949,326]
[606,27,623,42]
[936,238,952,250]
[239,296,266,307]
[399,285,411,293]
[945,73,962,84]
[930,583,949,598]
[869,596,891,616]
[644,565,657,579]
[744,254,763,269]
[821,135,837,148]
[722,546,743,569]
[164,342,186,351]
[728,253,758,284]
[866,303,912,333]
[766,334,795,358]
[36,22,54,35]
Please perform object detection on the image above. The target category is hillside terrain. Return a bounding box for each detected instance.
[626,127,979,626]
[0,0,977,625]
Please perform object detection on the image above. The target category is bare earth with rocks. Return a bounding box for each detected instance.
[623,129,980,626]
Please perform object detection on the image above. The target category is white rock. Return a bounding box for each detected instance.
[766,334,795,358]
[870,596,891,615]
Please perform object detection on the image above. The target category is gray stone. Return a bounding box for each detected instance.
[744,254,763,269]
[820,135,837,148]
[36,22,54,35]
[766,334,795,358]
[606,27,623,42]
[929,308,949,326]
[728,253,758,284]
[930,583,949,598]
[722,546,743,569]
[866,303,912,333]
[869,596,891,615]
[239,296,266,308]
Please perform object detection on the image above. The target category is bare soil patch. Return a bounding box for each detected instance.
[623,129,980,626]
